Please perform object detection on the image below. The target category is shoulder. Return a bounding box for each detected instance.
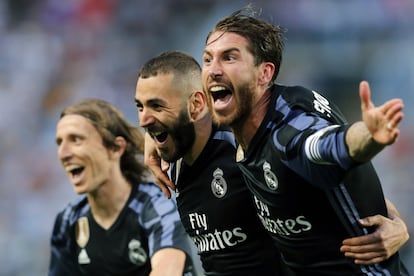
[274,84,347,124]
[51,196,89,242]
[53,196,89,228]
[277,84,324,110]
[130,182,178,216]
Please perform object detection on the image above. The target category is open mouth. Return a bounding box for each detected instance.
[66,164,84,178]
[155,132,168,143]
[210,86,232,102]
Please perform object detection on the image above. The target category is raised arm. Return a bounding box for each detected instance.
[346,81,404,162]
[340,199,409,264]
[144,132,175,198]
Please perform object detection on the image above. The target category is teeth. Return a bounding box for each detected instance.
[210,86,226,92]
[65,164,82,172]
[149,131,163,137]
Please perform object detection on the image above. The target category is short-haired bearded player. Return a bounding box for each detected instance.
[201,6,409,275]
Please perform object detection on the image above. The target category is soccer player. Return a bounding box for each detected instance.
[136,51,409,275]
[49,98,196,276]
[201,6,409,274]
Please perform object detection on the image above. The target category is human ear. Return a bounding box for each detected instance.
[112,136,127,158]
[188,90,207,120]
[258,62,275,86]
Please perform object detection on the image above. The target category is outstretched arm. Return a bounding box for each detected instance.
[144,132,175,199]
[340,199,409,264]
[346,81,404,162]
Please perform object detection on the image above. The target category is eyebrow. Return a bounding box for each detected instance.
[204,47,240,56]
[135,97,168,106]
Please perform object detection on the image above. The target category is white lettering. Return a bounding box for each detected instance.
[254,197,312,236]
[312,91,332,118]
[190,227,248,253]
[254,196,270,217]
[189,212,207,230]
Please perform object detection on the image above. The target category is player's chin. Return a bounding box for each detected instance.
[211,110,235,126]
[158,148,176,164]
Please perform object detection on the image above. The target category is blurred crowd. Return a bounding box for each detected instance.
[0,0,413,274]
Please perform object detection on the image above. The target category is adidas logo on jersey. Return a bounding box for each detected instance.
[78,248,90,264]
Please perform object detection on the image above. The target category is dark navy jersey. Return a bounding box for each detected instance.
[237,84,408,275]
[171,125,284,276]
[49,183,196,276]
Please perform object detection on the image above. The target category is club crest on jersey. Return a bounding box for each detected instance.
[76,217,91,264]
[263,161,278,190]
[211,168,227,198]
[128,239,148,265]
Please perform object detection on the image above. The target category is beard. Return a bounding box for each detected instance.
[158,110,196,163]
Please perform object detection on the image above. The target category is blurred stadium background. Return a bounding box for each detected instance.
[0,0,413,274]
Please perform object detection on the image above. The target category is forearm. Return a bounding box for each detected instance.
[346,121,385,162]
[385,199,409,241]
[150,248,186,276]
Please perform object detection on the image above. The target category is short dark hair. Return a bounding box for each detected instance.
[206,5,286,82]
[138,50,201,79]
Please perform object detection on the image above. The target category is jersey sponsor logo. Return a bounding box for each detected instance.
[188,212,247,253]
[76,217,91,264]
[128,239,148,265]
[263,161,278,190]
[312,91,332,118]
[211,168,227,198]
[191,227,248,253]
[254,196,312,236]
[189,212,207,234]
[258,214,312,236]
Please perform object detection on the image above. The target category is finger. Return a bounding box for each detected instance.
[384,100,404,121]
[151,170,172,198]
[341,239,383,253]
[342,234,377,247]
[359,80,372,111]
[354,256,387,265]
[344,250,382,260]
[158,183,172,199]
[358,215,384,227]
[161,159,170,172]
[153,169,176,191]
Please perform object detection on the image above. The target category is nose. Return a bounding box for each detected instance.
[138,108,156,128]
[207,60,223,81]
[58,141,72,162]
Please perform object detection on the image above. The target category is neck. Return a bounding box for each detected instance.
[87,175,131,229]
[183,113,212,165]
[233,87,272,150]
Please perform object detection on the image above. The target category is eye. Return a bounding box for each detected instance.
[71,135,82,143]
[202,55,212,64]
[225,54,236,61]
[135,101,143,110]
[150,103,163,111]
